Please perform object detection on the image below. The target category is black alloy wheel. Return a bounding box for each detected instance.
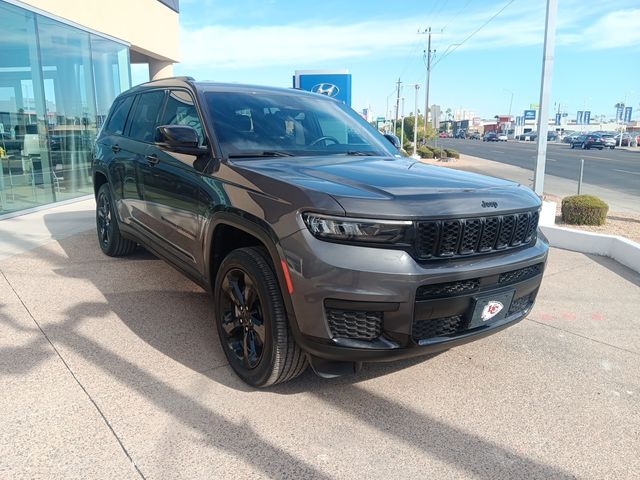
[95,183,136,256]
[219,267,266,369]
[214,247,307,387]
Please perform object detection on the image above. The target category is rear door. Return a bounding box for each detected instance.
[96,94,141,224]
[122,89,166,234]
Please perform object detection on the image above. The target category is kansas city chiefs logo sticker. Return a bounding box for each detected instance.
[481,301,504,321]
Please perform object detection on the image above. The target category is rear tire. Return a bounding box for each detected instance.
[96,184,136,257]
[214,247,307,387]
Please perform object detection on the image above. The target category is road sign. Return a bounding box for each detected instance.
[524,110,536,120]
[584,111,590,124]
[624,107,633,123]
[576,111,583,125]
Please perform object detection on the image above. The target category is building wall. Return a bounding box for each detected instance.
[15,0,180,62]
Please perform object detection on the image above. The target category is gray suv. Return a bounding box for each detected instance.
[92,77,548,387]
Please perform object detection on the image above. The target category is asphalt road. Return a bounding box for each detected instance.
[432,138,640,197]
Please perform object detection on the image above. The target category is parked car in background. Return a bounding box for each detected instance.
[497,133,508,142]
[614,133,639,146]
[516,131,537,141]
[455,129,466,139]
[483,132,499,142]
[600,133,617,149]
[438,132,448,138]
[469,132,481,140]
[562,132,580,144]
[570,134,605,150]
[547,131,559,141]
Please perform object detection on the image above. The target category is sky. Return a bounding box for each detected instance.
[133,0,640,121]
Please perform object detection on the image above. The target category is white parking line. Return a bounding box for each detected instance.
[614,169,640,176]
[491,150,505,153]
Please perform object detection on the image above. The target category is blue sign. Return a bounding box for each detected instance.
[624,106,633,123]
[555,113,561,125]
[524,110,536,121]
[293,70,352,106]
[584,111,591,125]
[616,105,624,122]
[576,111,583,125]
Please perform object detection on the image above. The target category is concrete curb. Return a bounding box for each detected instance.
[540,201,640,274]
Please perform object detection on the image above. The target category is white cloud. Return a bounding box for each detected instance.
[178,4,639,70]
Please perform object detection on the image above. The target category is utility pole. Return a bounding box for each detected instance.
[420,27,433,139]
[533,0,558,196]
[394,77,402,135]
[413,84,420,156]
[400,97,405,147]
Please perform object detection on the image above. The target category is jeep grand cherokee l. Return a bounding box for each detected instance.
[92,77,548,387]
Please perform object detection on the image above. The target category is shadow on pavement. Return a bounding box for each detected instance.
[587,253,640,288]
[0,211,578,477]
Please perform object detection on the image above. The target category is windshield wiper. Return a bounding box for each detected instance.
[228,151,294,158]
[344,150,377,156]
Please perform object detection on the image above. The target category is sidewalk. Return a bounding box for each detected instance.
[1,201,639,479]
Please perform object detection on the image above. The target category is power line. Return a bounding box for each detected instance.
[440,0,474,32]
[432,0,517,69]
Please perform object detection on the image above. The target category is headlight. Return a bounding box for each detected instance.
[302,213,413,245]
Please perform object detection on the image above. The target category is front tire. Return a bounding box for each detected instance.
[214,247,307,387]
[96,184,136,257]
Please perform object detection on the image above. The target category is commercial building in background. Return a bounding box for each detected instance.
[0,0,179,216]
[293,70,352,107]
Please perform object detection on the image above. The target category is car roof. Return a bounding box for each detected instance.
[121,76,330,101]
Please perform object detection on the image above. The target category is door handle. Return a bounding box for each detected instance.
[145,154,159,166]
[111,144,121,153]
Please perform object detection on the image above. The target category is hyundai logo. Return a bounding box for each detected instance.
[311,83,340,97]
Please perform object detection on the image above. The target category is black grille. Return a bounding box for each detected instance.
[416,210,539,260]
[416,279,480,300]
[327,309,382,341]
[508,292,536,315]
[439,221,461,256]
[412,315,465,341]
[496,215,516,249]
[498,263,544,286]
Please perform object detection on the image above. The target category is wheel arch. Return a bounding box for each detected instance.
[204,211,298,328]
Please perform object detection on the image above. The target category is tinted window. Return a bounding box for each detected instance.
[160,90,205,145]
[129,90,165,142]
[104,95,134,136]
[205,91,394,158]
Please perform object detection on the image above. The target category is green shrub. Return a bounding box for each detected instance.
[417,146,434,158]
[430,147,443,158]
[561,195,608,225]
[444,148,460,159]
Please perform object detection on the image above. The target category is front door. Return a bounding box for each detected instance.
[137,89,209,275]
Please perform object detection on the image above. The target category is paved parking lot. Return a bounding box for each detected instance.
[1,204,639,479]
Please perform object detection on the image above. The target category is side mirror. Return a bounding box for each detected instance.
[155,125,206,155]
[383,133,401,149]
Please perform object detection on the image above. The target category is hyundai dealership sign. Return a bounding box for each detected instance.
[293,70,352,106]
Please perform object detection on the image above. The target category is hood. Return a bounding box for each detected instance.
[233,156,541,218]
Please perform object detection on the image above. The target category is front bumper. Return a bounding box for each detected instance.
[279,228,548,362]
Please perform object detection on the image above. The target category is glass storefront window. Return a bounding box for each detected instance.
[0,1,131,215]
[0,2,55,212]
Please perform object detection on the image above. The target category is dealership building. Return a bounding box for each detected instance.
[0,0,179,216]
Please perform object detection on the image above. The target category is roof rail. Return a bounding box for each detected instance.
[146,76,195,83]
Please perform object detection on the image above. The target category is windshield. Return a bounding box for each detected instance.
[204,91,396,158]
